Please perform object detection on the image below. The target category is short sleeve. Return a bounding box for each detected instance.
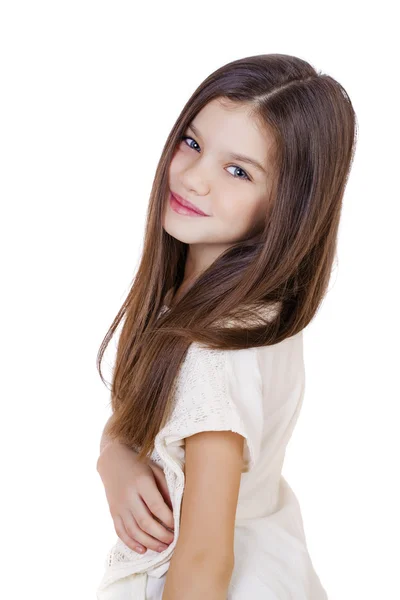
[160,342,264,474]
[96,343,265,598]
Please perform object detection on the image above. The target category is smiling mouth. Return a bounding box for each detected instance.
[169,191,209,217]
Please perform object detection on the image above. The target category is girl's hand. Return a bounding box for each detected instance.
[97,441,175,555]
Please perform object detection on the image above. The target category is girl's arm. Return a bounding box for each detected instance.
[98,415,133,456]
[98,415,142,461]
[99,415,115,454]
[162,429,244,600]
[97,416,175,554]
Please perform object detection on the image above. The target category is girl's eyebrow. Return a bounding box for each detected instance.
[187,122,268,176]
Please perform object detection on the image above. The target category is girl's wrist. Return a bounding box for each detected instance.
[97,439,136,472]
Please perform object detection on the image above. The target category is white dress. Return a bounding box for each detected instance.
[96,305,329,599]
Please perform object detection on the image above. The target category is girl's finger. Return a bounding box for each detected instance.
[112,514,146,554]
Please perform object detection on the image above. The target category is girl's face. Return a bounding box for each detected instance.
[163,98,275,247]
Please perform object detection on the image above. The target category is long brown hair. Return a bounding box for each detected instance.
[96,53,358,462]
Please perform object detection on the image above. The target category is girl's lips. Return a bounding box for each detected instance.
[169,191,209,217]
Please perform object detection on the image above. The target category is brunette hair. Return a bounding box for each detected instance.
[97,53,358,462]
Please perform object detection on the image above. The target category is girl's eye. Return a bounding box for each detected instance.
[181,135,200,152]
[180,135,251,182]
[225,165,250,181]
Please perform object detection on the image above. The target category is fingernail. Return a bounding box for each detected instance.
[158,544,168,552]
[136,546,145,553]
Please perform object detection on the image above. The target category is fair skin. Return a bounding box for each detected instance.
[162,97,275,304]
[98,99,275,598]
[159,99,275,599]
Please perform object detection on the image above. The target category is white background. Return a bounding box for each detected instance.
[1,1,398,598]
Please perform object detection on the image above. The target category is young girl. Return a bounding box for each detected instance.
[96,53,357,599]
